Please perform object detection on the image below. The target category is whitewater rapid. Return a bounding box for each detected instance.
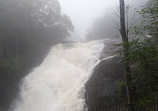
[14,40,104,111]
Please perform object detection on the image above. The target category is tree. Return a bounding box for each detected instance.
[0,0,74,66]
[128,39,158,106]
[86,14,119,41]
[0,0,74,109]
[128,0,158,109]
[119,0,134,110]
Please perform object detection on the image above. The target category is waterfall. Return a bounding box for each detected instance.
[14,40,104,111]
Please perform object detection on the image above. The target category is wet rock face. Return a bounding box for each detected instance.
[85,56,124,110]
[100,38,121,59]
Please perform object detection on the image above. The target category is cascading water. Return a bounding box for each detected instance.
[14,40,104,111]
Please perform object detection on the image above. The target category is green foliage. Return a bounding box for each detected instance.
[118,37,158,105]
[137,91,155,106]
[117,0,158,106]
[130,0,158,95]
[137,0,158,38]
[0,0,74,70]
[0,0,74,107]
[0,59,21,73]
[118,82,127,100]
[128,38,158,98]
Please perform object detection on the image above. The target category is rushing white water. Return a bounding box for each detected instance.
[14,40,104,111]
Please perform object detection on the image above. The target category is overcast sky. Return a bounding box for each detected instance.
[58,0,148,41]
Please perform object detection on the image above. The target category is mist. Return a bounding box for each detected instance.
[59,0,149,41]
[1,0,157,111]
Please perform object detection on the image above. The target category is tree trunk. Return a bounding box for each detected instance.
[156,92,158,111]
[15,35,19,61]
[119,0,133,110]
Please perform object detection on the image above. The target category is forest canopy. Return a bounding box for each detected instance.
[0,0,73,108]
[0,0,74,67]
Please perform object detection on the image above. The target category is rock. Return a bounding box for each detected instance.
[85,56,124,110]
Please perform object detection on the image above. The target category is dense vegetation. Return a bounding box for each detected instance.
[0,0,157,110]
[119,0,158,109]
[126,0,158,107]
[88,0,158,110]
[0,0,73,109]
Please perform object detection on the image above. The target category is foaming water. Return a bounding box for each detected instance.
[14,40,104,111]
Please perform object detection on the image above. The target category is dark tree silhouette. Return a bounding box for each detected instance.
[119,0,134,110]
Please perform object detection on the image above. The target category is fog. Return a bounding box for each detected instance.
[0,0,157,111]
[59,0,118,40]
[59,0,148,41]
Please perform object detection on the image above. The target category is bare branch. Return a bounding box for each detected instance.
[128,8,136,32]
[112,8,120,18]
